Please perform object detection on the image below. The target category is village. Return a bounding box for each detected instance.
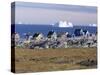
[13,28,97,73]
[11,28,97,49]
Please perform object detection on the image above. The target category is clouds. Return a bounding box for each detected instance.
[12,2,97,25]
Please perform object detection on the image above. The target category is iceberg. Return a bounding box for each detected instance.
[89,24,97,27]
[92,24,97,27]
[53,21,73,28]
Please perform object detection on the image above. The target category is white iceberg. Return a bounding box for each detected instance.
[18,21,22,24]
[59,21,73,27]
[92,24,97,27]
[89,24,97,27]
[53,21,73,28]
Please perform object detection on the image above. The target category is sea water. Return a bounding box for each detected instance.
[11,24,97,38]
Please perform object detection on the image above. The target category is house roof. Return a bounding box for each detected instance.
[83,30,88,34]
[33,33,41,38]
[47,31,55,38]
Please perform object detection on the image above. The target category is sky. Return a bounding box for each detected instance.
[11,2,97,25]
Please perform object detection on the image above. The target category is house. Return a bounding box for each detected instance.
[57,32,69,39]
[24,32,32,40]
[85,31,90,37]
[33,32,44,41]
[12,32,20,46]
[74,29,83,36]
[57,32,69,48]
[47,31,57,40]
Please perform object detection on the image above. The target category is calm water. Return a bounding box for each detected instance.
[11,24,97,38]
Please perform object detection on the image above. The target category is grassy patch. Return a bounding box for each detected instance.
[14,47,97,73]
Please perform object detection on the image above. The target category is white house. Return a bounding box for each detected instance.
[47,31,57,41]
[15,33,20,46]
[33,33,44,41]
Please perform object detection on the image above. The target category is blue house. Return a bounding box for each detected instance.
[74,29,83,36]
